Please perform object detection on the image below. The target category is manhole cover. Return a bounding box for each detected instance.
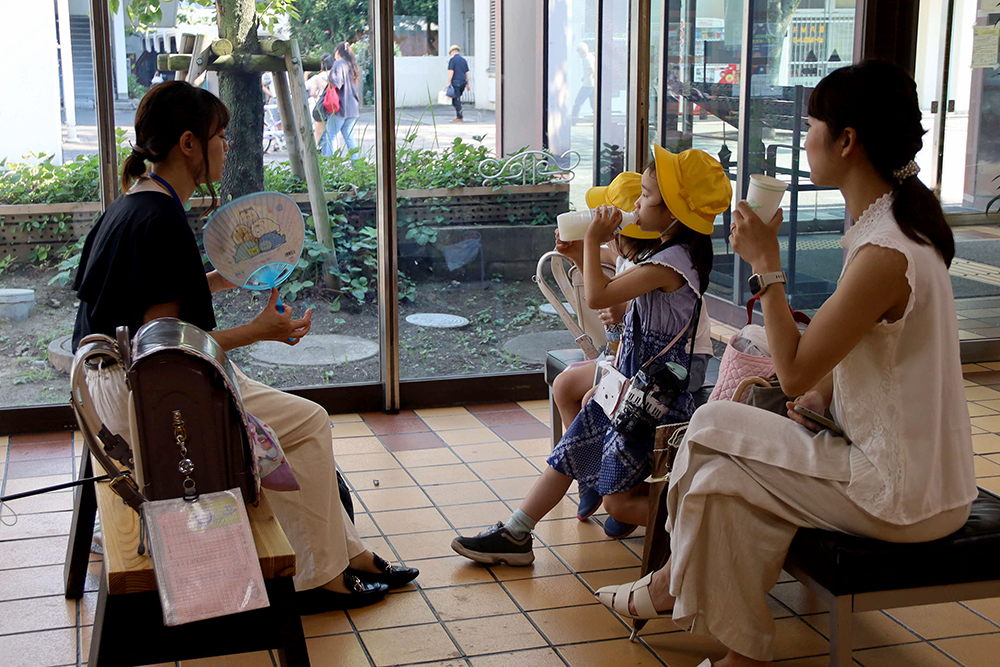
[405,313,470,328]
[540,302,575,317]
[48,334,74,374]
[503,330,578,364]
[249,334,379,366]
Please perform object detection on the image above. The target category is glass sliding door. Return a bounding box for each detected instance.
[916,0,1000,342]
[737,0,855,310]
[597,0,630,185]
[395,0,572,382]
[654,0,742,301]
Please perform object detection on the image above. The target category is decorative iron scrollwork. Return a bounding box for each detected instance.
[478,150,581,186]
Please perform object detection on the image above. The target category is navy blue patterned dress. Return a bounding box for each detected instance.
[547,244,700,496]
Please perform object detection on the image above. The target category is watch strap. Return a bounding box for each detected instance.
[750,270,787,296]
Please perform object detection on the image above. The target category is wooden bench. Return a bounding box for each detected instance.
[64,456,310,666]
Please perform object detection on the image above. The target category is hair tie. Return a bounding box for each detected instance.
[130,144,152,158]
[892,160,919,183]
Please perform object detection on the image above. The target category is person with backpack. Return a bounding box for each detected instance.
[327,41,362,159]
[307,53,334,154]
[71,81,419,614]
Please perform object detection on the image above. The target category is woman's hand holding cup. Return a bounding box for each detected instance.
[731,201,783,274]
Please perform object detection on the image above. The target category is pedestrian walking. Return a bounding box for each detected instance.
[446,45,470,122]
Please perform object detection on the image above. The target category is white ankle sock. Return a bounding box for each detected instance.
[504,509,537,539]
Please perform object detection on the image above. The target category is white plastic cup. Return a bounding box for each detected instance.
[556,209,639,242]
[745,174,789,224]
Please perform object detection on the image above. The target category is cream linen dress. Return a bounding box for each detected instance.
[664,194,977,661]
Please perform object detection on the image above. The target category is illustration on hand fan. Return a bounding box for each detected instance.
[203,192,305,292]
[231,208,287,263]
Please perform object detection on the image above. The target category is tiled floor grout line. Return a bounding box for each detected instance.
[413,430,660,665]
[338,433,477,667]
[347,414,653,667]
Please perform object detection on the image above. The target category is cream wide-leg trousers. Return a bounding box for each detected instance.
[665,401,971,662]
[84,363,366,591]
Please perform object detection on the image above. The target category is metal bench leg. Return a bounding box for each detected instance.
[64,454,96,599]
[829,594,853,667]
[549,386,563,449]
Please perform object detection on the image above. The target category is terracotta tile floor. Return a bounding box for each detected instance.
[5,383,1000,666]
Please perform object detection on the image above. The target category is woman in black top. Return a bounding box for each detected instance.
[74,81,417,612]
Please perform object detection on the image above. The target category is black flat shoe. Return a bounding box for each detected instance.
[297,574,388,614]
[345,553,419,589]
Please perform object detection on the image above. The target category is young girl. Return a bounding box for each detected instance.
[551,172,713,521]
[596,61,975,667]
[72,81,417,614]
[451,147,731,563]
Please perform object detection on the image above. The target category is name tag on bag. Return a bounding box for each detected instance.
[593,360,629,419]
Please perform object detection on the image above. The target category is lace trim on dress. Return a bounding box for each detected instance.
[840,192,894,250]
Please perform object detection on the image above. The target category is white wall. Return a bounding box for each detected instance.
[0,3,63,164]
[501,0,545,154]
[394,55,477,108]
[473,0,494,110]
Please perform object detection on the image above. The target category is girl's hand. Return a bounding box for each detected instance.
[598,303,626,326]
[786,390,829,433]
[730,201,783,274]
[585,205,622,245]
[251,288,313,345]
[555,230,584,266]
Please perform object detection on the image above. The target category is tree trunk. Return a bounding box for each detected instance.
[217,0,263,200]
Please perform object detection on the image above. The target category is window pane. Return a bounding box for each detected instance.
[0,2,99,408]
[741,0,856,309]
[548,0,598,209]
[395,1,574,382]
[657,0,742,302]
[597,0,629,185]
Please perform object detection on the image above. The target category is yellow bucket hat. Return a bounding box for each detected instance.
[585,172,661,239]
[652,145,732,235]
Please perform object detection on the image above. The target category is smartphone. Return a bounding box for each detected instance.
[793,405,848,439]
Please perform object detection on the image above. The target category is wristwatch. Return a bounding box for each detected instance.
[748,270,787,297]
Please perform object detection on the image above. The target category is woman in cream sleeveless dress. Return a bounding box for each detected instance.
[595,60,977,667]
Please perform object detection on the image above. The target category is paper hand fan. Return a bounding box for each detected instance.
[204,192,305,294]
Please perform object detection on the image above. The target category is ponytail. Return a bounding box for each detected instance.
[809,61,954,267]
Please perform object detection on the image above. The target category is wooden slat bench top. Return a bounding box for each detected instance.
[93,456,296,596]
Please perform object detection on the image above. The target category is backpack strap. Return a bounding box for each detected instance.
[70,334,146,511]
[535,251,600,359]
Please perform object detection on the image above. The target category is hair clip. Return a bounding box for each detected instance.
[892,160,919,182]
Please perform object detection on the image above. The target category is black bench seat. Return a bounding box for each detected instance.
[784,488,1000,666]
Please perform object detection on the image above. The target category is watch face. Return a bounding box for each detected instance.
[748,274,762,296]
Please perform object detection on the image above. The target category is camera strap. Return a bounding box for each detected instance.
[629,296,703,381]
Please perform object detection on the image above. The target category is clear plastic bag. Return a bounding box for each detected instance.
[144,489,269,626]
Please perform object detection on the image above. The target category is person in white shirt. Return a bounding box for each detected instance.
[595,59,976,667]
